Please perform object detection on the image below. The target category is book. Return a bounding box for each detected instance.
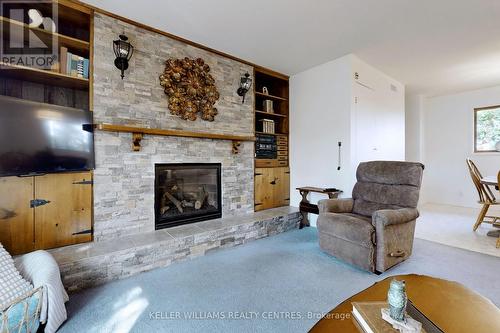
[60,47,68,74]
[66,51,72,75]
[74,54,84,78]
[352,302,385,333]
[406,300,444,333]
[259,119,275,134]
[67,53,86,78]
[76,60,84,77]
[83,58,89,79]
[352,301,443,333]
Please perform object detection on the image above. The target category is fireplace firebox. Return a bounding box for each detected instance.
[155,163,222,229]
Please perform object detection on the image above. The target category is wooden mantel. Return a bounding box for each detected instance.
[94,123,255,153]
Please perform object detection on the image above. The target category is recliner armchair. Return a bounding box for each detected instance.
[317,161,424,273]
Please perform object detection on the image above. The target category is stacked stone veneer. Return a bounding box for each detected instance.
[93,13,255,241]
[51,209,301,292]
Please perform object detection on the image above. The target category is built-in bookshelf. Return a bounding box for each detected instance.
[0,0,93,110]
[254,67,289,167]
[0,1,94,252]
[253,67,290,211]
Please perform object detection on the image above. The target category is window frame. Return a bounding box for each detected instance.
[473,105,500,153]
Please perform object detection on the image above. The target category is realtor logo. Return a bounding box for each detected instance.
[0,0,58,69]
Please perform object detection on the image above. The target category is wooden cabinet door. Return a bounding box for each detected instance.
[255,168,274,211]
[255,167,290,211]
[34,172,92,249]
[274,167,290,207]
[0,176,35,255]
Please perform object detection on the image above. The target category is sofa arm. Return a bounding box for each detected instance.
[372,208,419,228]
[318,198,354,214]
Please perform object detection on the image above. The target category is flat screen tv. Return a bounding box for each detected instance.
[0,95,94,177]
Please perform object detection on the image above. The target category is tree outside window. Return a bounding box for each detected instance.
[474,106,500,152]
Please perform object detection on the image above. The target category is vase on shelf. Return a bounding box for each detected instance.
[262,87,274,113]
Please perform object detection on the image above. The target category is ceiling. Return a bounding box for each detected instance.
[82,0,500,96]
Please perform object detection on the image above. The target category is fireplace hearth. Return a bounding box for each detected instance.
[155,163,222,229]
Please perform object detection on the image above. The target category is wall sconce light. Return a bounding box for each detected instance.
[237,72,252,103]
[113,34,134,79]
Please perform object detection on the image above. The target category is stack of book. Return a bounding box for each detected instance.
[59,47,89,79]
[260,119,275,134]
[351,301,443,333]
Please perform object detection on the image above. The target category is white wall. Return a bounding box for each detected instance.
[405,94,424,163]
[289,55,353,227]
[351,56,406,178]
[290,55,405,225]
[420,86,500,208]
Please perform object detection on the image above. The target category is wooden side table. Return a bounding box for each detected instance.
[296,187,342,228]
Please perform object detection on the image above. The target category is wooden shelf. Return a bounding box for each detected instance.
[95,123,255,153]
[255,131,288,136]
[255,91,288,101]
[255,110,287,118]
[96,123,256,141]
[4,1,92,29]
[0,16,90,54]
[255,159,288,168]
[0,62,89,90]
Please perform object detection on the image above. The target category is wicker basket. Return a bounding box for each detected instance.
[0,287,42,333]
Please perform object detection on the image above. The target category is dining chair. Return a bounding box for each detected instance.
[466,159,499,232]
[497,171,500,249]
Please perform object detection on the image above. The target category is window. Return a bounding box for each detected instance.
[474,105,500,152]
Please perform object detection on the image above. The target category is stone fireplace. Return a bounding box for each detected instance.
[49,13,302,293]
[43,11,303,295]
[92,13,255,241]
[155,163,222,229]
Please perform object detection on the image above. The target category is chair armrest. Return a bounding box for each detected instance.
[318,198,354,214]
[372,208,419,228]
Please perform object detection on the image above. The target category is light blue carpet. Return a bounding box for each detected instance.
[59,228,500,333]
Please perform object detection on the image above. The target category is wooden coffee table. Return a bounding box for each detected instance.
[309,274,500,333]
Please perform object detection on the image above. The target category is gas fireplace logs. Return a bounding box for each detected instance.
[160,185,209,215]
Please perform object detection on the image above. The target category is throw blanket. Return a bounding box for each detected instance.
[15,250,69,333]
